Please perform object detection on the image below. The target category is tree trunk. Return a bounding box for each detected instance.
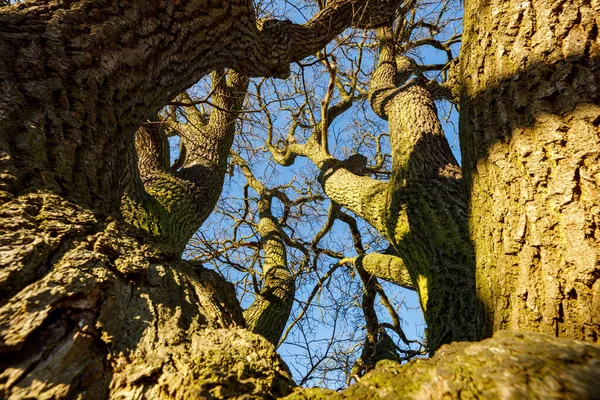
[3,0,600,398]
[0,1,403,397]
[316,27,482,352]
[285,331,600,399]
[234,159,296,346]
[0,192,294,398]
[243,207,295,346]
[0,0,402,218]
[460,0,600,341]
[124,70,249,254]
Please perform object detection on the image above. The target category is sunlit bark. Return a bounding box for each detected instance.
[0,0,402,397]
[460,0,600,341]
[123,70,248,254]
[234,156,295,345]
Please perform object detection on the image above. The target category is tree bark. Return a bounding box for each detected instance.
[243,204,295,346]
[0,0,402,217]
[285,331,600,399]
[235,157,296,346]
[0,1,403,397]
[460,0,600,341]
[3,0,600,397]
[314,27,481,352]
[123,70,249,254]
[359,252,414,290]
[0,193,295,399]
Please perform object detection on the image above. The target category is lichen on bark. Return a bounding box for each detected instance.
[2,0,600,398]
[0,193,294,399]
[288,25,481,352]
[123,70,249,255]
[233,154,296,346]
[286,331,600,399]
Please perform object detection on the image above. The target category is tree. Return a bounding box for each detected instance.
[261,20,479,355]
[0,0,598,399]
[460,0,600,341]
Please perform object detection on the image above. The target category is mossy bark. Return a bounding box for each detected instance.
[0,1,403,397]
[286,331,600,399]
[359,252,414,290]
[0,0,403,216]
[316,28,481,352]
[460,0,600,341]
[2,0,599,398]
[243,194,295,346]
[123,71,249,254]
[0,193,295,399]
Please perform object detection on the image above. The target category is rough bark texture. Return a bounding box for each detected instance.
[0,0,402,217]
[315,27,481,352]
[460,0,600,341]
[0,1,403,397]
[359,252,414,290]
[2,0,600,398]
[243,193,295,346]
[381,80,480,351]
[123,71,249,254]
[285,331,600,399]
[0,193,295,399]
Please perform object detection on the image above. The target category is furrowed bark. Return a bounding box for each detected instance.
[285,331,600,399]
[315,27,481,352]
[3,0,600,397]
[243,204,295,346]
[382,80,480,351]
[0,1,404,396]
[0,193,295,399]
[0,0,401,216]
[122,70,249,254]
[319,163,389,233]
[460,0,600,341]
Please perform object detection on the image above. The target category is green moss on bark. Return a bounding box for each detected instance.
[287,332,600,399]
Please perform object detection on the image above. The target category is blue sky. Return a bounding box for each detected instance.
[174,0,464,388]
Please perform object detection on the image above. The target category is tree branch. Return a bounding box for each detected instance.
[122,70,249,254]
[232,154,296,345]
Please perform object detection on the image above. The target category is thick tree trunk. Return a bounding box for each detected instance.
[381,80,481,351]
[0,1,405,397]
[0,193,294,398]
[460,0,600,341]
[3,0,599,398]
[0,0,402,218]
[285,331,600,399]
[124,70,249,254]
